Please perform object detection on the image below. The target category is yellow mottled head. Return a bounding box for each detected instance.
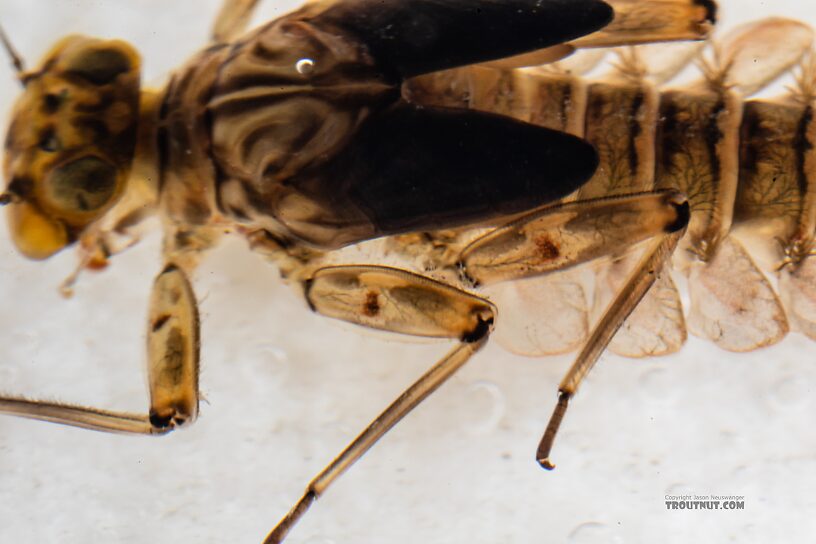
[2,35,141,259]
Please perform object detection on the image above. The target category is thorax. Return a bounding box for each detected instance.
[153,16,395,239]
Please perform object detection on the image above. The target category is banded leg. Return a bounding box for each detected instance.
[456,190,688,286]
[265,265,495,543]
[572,0,717,48]
[261,191,689,541]
[451,190,688,468]
[385,191,690,361]
[536,228,684,468]
[0,264,199,434]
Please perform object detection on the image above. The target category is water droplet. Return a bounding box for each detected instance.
[296,58,315,75]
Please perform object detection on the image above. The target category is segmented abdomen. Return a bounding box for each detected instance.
[404,21,816,355]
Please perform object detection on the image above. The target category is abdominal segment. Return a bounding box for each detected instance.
[405,17,816,354]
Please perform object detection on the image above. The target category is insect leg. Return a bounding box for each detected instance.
[0,264,200,434]
[212,0,261,43]
[456,190,688,286]
[265,265,495,543]
[574,0,717,48]
[450,190,688,467]
[536,226,685,469]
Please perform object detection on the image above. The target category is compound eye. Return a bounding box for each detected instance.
[44,157,117,212]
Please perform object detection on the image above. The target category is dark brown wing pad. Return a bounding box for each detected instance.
[307,0,613,80]
[299,103,599,236]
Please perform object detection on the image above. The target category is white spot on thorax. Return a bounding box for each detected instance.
[296,58,315,75]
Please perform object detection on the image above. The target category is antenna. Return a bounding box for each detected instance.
[0,24,26,83]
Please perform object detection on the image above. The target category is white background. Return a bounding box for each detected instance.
[1,1,815,543]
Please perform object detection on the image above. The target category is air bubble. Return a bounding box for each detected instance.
[296,58,315,75]
[769,375,809,409]
[637,366,678,403]
[569,522,620,543]
[464,380,506,435]
[252,342,291,382]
